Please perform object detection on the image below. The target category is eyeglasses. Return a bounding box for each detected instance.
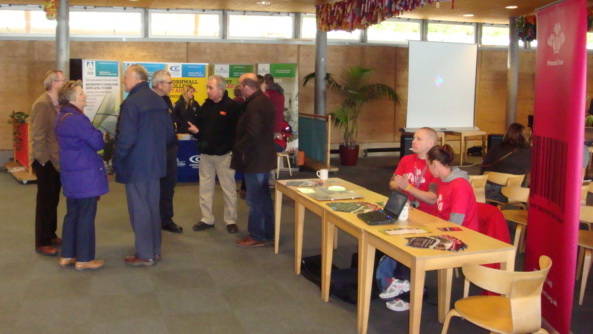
[53,79,65,82]
[162,81,173,85]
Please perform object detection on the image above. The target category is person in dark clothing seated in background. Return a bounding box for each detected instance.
[481,122,531,203]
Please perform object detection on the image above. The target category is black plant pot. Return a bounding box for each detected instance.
[339,144,359,166]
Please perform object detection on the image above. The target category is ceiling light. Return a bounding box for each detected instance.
[257,1,271,4]
[462,14,474,17]
[506,6,518,9]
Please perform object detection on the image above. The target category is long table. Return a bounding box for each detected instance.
[274,178,516,334]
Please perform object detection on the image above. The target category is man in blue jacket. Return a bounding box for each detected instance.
[114,64,175,266]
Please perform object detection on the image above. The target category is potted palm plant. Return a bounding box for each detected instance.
[303,66,399,166]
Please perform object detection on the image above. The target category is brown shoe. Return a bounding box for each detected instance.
[75,259,104,271]
[51,237,62,246]
[226,224,239,234]
[59,257,76,268]
[124,255,155,267]
[235,236,265,248]
[35,245,58,256]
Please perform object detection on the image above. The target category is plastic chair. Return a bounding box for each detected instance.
[441,255,552,334]
[469,175,488,203]
[577,230,593,305]
[276,152,292,178]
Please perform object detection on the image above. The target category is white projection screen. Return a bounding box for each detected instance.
[406,41,478,130]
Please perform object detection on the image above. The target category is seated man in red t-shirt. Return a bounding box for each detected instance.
[389,127,440,215]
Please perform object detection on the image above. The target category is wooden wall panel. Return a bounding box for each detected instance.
[1,39,592,151]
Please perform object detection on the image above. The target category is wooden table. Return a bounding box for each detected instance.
[357,208,516,334]
[273,178,364,274]
[274,179,516,334]
[445,130,487,166]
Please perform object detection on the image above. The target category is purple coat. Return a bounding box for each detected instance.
[54,104,108,199]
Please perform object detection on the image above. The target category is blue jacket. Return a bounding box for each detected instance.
[113,81,175,183]
[54,104,108,199]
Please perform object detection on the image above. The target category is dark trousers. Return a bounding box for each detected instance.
[244,172,274,241]
[160,145,178,225]
[32,160,61,247]
[61,197,98,262]
[126,181,161,260]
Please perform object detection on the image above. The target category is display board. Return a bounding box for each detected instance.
[211,64,254,98]
[123,62,209,105]
[406,41,478,130]
[78,60,121,136]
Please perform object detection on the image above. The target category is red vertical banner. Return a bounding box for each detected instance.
[527,0,587,333]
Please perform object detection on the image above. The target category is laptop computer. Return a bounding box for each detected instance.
[357,190,409,225]
[307,187,363,201]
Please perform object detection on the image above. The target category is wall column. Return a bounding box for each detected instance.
[56,0,70,78]
[507,16,519,127]
[314,29,327,116]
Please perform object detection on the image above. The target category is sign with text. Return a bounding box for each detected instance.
[527,0,587,332]
[81,60,121,135]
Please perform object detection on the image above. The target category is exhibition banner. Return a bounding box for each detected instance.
[123,62,209,105]
[81,60,121,135]
[212,64,254,98]
[527,0,587,332]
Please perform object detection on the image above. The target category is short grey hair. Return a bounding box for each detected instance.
[127,64,149,82]
[208,75,227,91]
[57,80,83,106]
[151,69,171,88]
[43,70,63,91]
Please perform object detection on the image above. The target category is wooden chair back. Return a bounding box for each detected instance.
[469,175,488,203]
[579,206,593,230]
[501,186,530,208]
[484,171,525,187]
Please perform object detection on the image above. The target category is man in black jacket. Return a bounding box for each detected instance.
[188,75,240,234]
[231,73,276,247]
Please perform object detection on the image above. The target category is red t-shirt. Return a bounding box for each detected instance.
[436,178,478,227]
[394,154,439,215]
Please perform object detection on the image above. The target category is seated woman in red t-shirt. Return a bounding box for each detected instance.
[427,144,478,227]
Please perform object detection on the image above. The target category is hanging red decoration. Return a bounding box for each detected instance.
[316,0,451,32]
[43,0,58,20]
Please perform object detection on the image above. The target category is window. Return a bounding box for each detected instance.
[0,9,56,35]
[300,15,361,41]
[587,32,593,50]
[481,25,509,46]
[427,22,475,43]
[367,19,421,43]
[227,13,293,39]
[69,10,142,37]
[150,11,220,38]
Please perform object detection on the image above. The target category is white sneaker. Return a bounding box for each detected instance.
[379,279,410,300]
[386,298,410,312]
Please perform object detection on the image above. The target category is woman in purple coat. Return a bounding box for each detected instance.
[54,81,108,271]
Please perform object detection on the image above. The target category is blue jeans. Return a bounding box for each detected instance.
[244,172,274,241]
[61,197,98,262]
[375,256,411,300]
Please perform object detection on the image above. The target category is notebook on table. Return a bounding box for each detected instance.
[306,187,363,201]
[357,190,409,225]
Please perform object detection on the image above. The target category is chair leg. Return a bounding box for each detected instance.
[577,246,585,281]
[276,155,281,178]
[463,278,470,298]
[579,249,592,305]
[440,309,459,334]
[285,154,292,176]
[513,224,524,253]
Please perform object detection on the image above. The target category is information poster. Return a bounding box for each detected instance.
[123,62,209,105]
[81,60,121,135]
[212,64,254,98]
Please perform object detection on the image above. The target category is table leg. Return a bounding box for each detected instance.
[500,250,516,272]
[437,268,453,322]
[513,224,524,254]
[358,233,375,334]
[409,262,426,334]
[274,188,283,254]
[294,201,305,275]
[321,213,335,302]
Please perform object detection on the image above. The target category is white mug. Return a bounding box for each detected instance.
[316,168,329,181]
